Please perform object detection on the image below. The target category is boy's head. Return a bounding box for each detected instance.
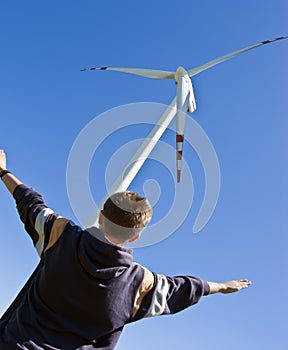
[99,191,153,245]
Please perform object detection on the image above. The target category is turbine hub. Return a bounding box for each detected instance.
[175,66,188,82]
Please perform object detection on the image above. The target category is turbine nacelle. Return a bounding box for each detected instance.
[175,66,196,112]
[174,66,197,182]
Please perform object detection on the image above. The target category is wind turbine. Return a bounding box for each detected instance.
[81,36,287,183]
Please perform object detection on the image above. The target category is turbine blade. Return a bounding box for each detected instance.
[175,77,190,183]
[188,36,288,77]
[81,66,175,79]
[176,134,184,183]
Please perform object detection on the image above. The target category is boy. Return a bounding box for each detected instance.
[0,149,251,349]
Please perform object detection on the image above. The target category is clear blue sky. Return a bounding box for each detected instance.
[0,1,287,349]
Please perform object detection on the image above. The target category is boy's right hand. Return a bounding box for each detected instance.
[220,279,252,294]
[207,279,252,295]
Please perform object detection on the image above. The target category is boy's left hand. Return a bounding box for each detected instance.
[0,149,7,171]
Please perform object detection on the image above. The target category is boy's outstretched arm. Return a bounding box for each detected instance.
[130,269,252,322]
[0,149,70,257]
[0,149,22,194]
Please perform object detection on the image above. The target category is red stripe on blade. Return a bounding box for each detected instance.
[176,150,182,160]
[177,170,181,183]
[176,134,184,143]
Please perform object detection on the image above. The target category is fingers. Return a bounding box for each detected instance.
[0,150,6,160]
[239,279,252,286]
[0,149,7,170]
[234,279,252,291]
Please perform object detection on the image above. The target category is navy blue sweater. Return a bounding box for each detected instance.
[0,185,210,349]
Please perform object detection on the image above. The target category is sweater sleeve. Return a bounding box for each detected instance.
[13,184,59,257]
[131,272,210,321]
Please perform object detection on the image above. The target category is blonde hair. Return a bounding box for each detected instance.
[102,191,153,242]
